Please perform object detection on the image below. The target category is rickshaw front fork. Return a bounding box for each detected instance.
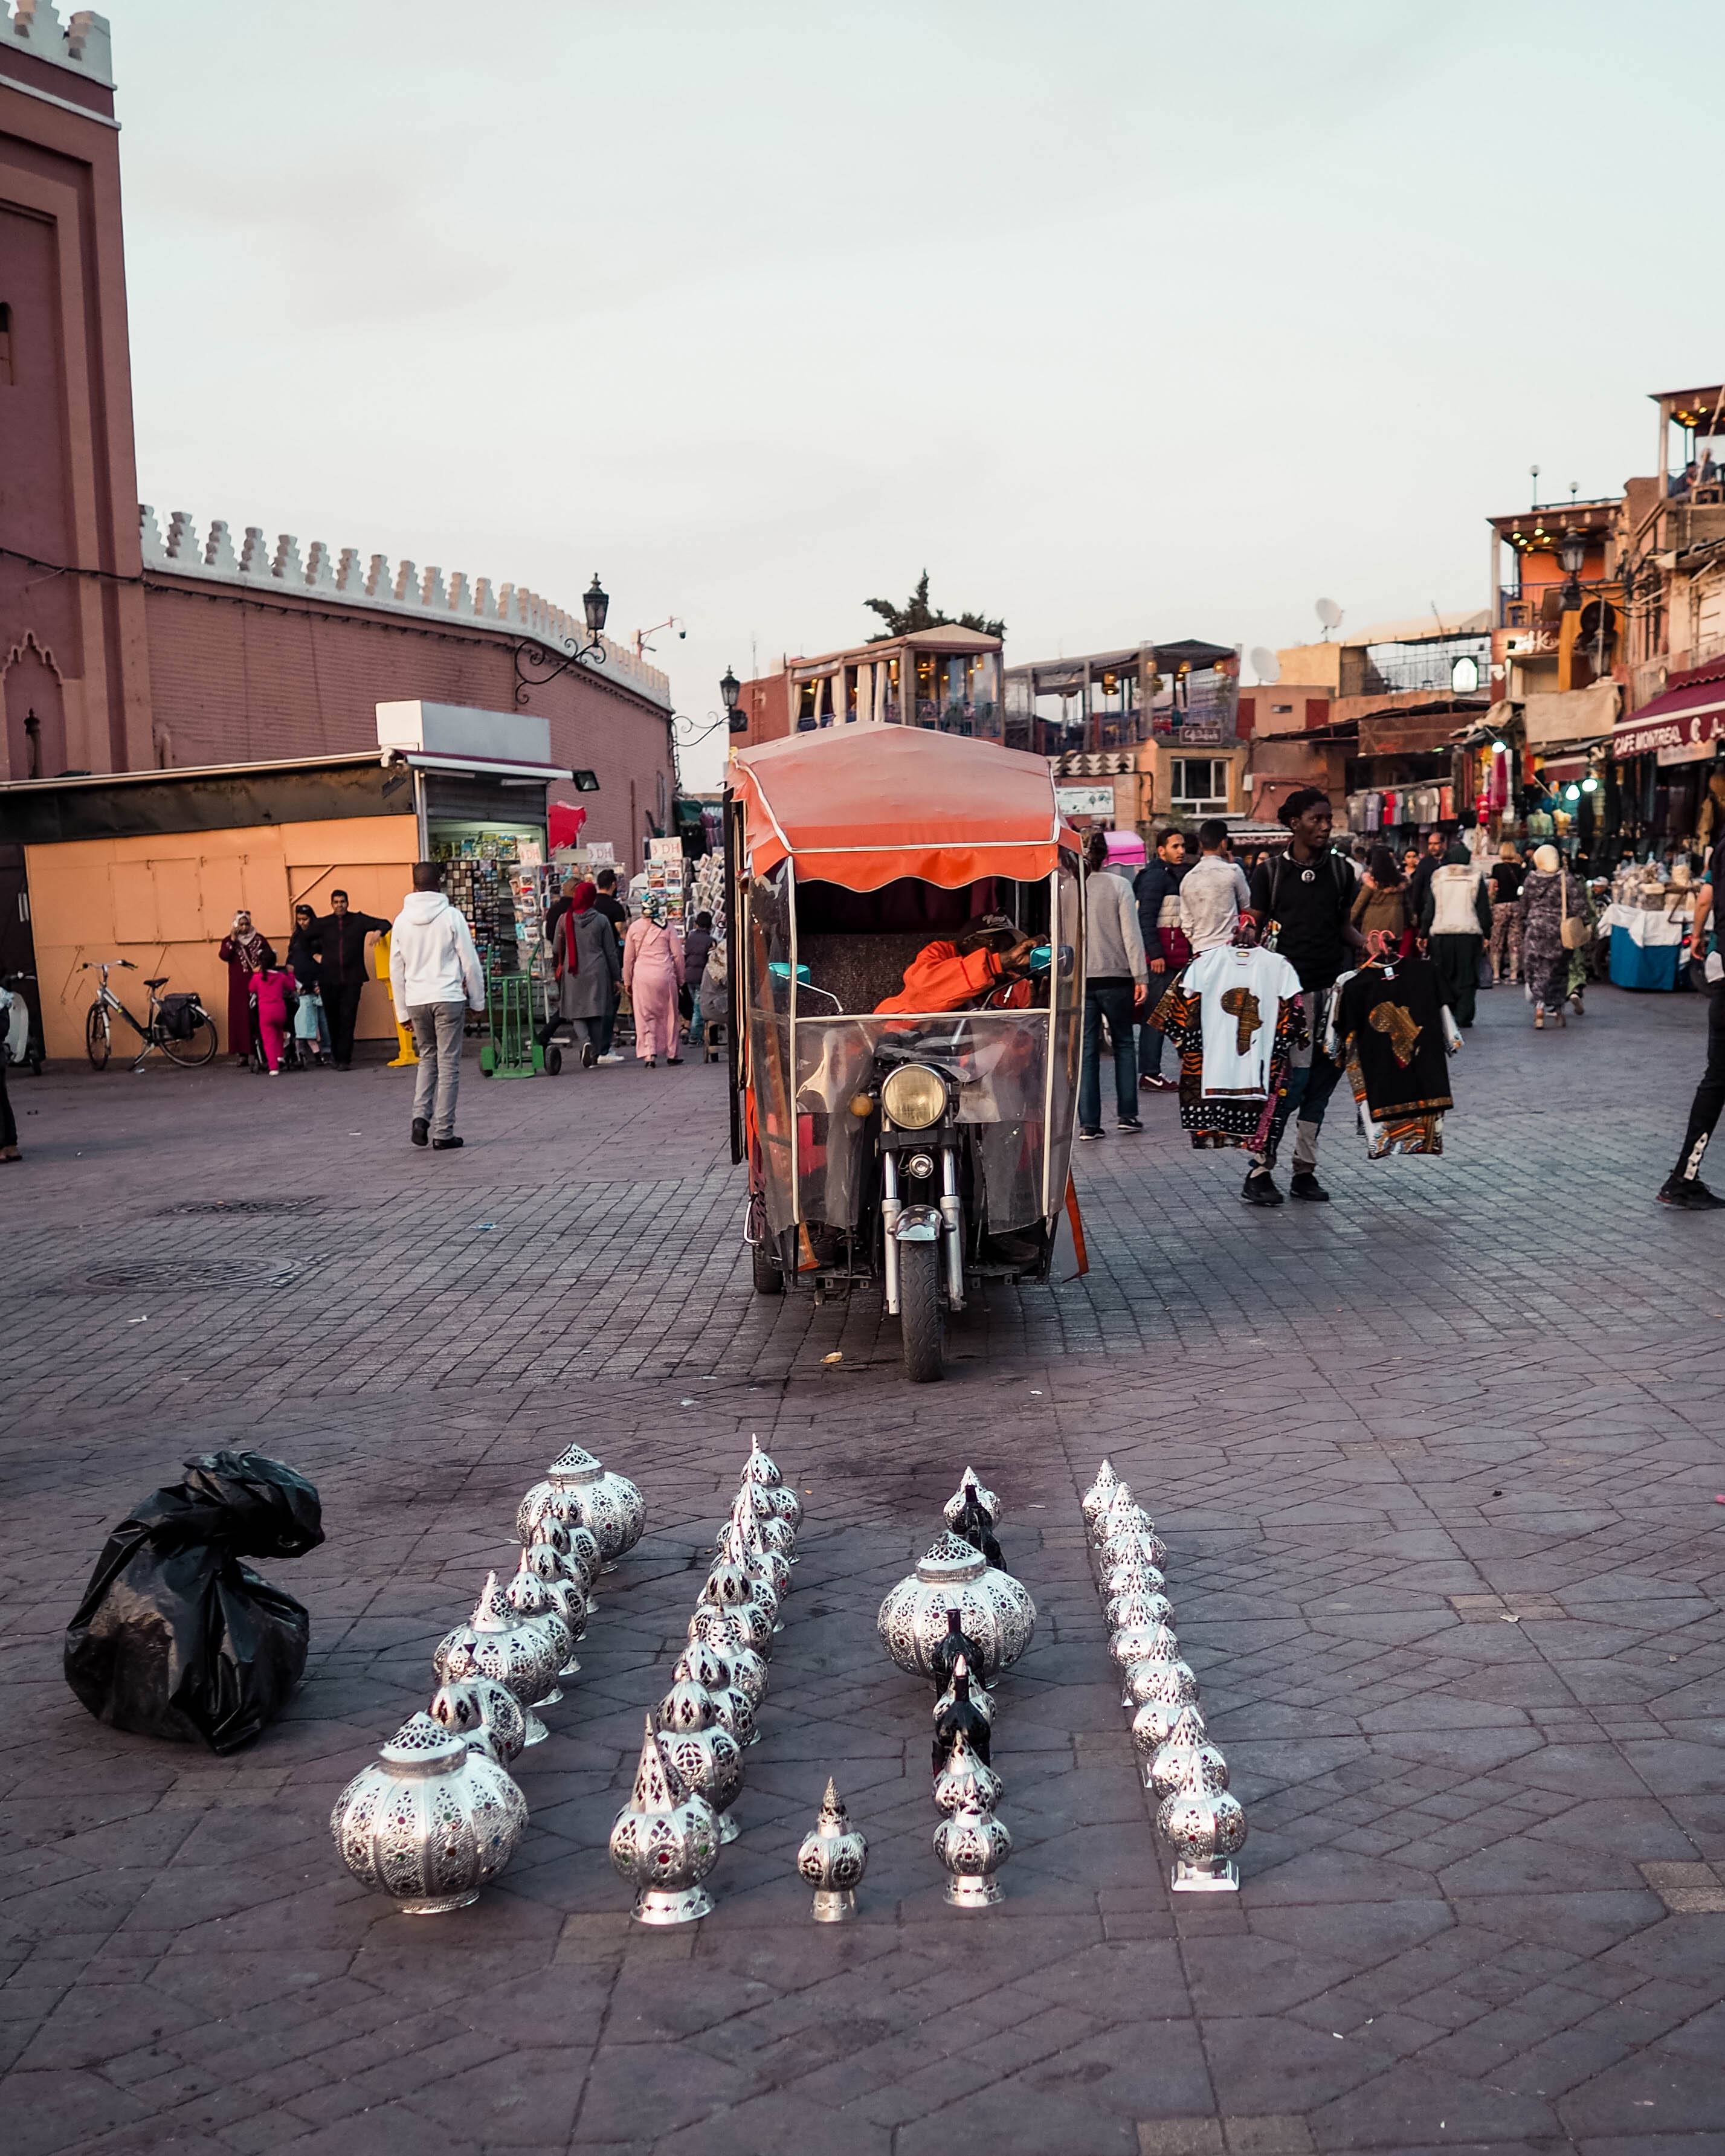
[881,1153,902,1313]
[880,1146,966,1315]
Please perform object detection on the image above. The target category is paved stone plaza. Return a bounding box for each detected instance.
[4,980,1724,2156]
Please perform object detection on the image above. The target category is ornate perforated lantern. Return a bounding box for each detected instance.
[877,1533,1036,1684]
[331,1712,527,1914]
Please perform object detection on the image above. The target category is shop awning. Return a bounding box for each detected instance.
[731,727,1077,890]
[1538,753,1593,784]
[398,749,571,782]
[1610,678,1725,765]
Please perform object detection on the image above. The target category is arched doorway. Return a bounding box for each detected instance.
[3,635,67,780]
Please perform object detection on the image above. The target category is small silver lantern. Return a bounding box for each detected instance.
[428,1671,527,1767]
[1102,1548,1166,1603]
[700,1559,778,1650]
[942,1467,1001,1531]
[1109,1618,1182,1673]
[656,1679,745,1845]
[1080,1458,1119,1530]
[877,1533,1036,1685]
[517,1444,644,1572]
[1104,1585,1174,1635]
[1149,1730,1230,1805]
[1159,1788,1248,1891]
[520,1542,587,1676]
[673,1643,757,1748]
[433,1572,558,1741]
[796,1777,867,1922]
[501,1554,574,1710]
[528,1517,601,1615]
[933,1725,1004,1817]
[1130,1691,1201,1763]
[726,1478,797,1561]
[932,1788,1012,1908]
[608,1715,720,1925]
[331,1712,527,1915]
[721,1498,792,1598]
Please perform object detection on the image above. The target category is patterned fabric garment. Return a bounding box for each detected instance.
[1330,958,1462,1159]
[1152,976,1306,1150]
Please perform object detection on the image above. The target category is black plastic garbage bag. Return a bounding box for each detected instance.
[64,1450,324,1755]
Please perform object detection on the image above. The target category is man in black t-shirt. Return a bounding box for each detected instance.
[1659,832,1725,1209]
[1240,788,1364,1206]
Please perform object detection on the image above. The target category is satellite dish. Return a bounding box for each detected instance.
[1315,597,1344,631]
[1249,646,1280,684]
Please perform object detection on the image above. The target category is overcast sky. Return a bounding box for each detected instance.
[120,1,1723,786]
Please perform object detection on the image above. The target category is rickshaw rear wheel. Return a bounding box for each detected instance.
[750,1237,783,1295]
[898,1240,944,1382]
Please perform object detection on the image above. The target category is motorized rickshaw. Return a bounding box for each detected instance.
[726,727,1083,1380]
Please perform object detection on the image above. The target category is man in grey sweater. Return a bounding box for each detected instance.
[1080,829,1148,1138]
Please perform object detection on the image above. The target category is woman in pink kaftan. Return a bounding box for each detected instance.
[622,896,685,1066]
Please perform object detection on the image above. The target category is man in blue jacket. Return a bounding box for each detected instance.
[1133,828,1188,1092]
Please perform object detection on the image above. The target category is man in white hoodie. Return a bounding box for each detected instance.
[390,863,487,1149]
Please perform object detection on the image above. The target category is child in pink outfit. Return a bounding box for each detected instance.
[250,965,297,1073]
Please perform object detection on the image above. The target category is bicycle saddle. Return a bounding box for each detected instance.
[144,976,170,988]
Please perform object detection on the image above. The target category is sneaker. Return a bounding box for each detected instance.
[1078,1127,1105,1141]
[431,1135,465,1150]
[581,1042,596,1069]
[1116,1116,1143,1132]
[1657,1175,1725,1209]
[1140,1073,1176,1092]
[411,1118,430,1147]
[1289,1171,1330,1203]
[1241,1170,1283,1206]
[597,1052,625,1064]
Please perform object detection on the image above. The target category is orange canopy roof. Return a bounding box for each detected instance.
[732,727,1078,891]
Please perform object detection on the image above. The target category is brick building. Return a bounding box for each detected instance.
[1,6,675,869]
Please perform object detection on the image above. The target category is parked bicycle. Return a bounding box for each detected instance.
[82,959,218,1069]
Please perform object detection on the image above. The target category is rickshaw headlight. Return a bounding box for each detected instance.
[881,1064,946,1130]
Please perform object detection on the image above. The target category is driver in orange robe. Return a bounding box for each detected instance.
[875,915,1039,1015]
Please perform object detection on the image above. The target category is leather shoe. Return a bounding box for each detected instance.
[432,1135,464,1150]
[411,1118,429,1148]
[1289,1171,1330,1202]
[1241,1170,1283,1206]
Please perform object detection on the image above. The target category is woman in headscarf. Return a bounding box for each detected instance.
[621,892,685,1066]
[216,909,276,1064]
[547,880,622,1067]
[1517,843,1585,1028]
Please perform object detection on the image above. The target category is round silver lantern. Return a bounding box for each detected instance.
[433,1572,558,1741]
[428,1671,527,1767]
[517,1444,644,1572]
[1158,1788,1247,1890]
[1130,1690,1201,1762]
[501,1554,574,1711]
[331,1712,527,1915]
[1080,1458,1118,1530]
[608,1715,720,1925]
[877,1533,1036,1685]
[796,1777,867,1922]
[688,1606,770,1699]
[933,1725,1004,1817]
[672,1643,756,1748]
[932,1789,1012,1908]
[519,1542,588,1676]
[942,1467,1001,1531]
[527,1517,601,1615]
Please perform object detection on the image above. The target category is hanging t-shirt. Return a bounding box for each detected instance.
[1333,957,1456,1121]
[1183,945,1304,1099]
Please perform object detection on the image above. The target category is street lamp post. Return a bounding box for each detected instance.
[513,574,611,704]
[1558,527,1587,613]
[722,667,746,733]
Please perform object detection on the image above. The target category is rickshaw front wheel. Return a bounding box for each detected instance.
[750,1235,783,1296]
[898,1240,945,1383]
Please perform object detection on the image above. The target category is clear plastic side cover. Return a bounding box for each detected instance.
[1046,856,1083,1209]
[744,863,797,1237]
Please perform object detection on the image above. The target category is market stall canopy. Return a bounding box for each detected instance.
[732,727,1076,890]
[1610,675,1725,765]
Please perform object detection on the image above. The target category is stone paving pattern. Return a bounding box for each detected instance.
[3,980,1724,2155]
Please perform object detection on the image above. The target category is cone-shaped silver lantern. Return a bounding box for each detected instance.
[673,1642,757,1748]
[428,1671,527,1767]
[1101,1547,1166,1603]
[1149,1727,1230,1805]
[721,1493,792,1597]
[517,1444,644,1572]
[433,1572,558,1742]
[687,1606,770,1703]
[331,1712,527,1914]
[796,1777,868,1922]
[1159,1787,1248,1892]
[502,1551,575,1708]
[932,1787,1012,1908]
[527,1516,601,1615]
[656,1676,745,1844]
[942,1467,1002,1531]
[933,1725,1004,1817]
[699,1557,778,1649]
[1080,1458,1119,1530]
[608,1715,720,1925]
[520,1541,587,1676]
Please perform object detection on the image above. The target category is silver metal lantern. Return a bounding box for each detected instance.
[1101,1522,1170,1574]
[608,1714,720,1925]
[1130,1690,1201,1762]
[503,1552,575,1706]
[673,1643,757,1748]
[1080,1458,1119,1530]
[1123,1647,1199,1717]
[1104,1585,1174,1635]
[932,1788,1012,1908]
[1109,1619,1182,1673]
[721,1498,792,1598]
[942,1467,1001,1531]
[1159,1788,1247,1891]
[656,1679,745,1844]
[527,1517,601,1615]
[740,1434,785,1490]
[517,1444,644,1572]
[331,1712,527,1914]
[688,1606,770,1701]
[520,1542,588,1676]
[1149,1730,1230,1805]
[699,1558,778,1649]
[933,1725,1004,1817]
[726,1478,797,1562]
[796,1778,867,1922]
[433,1572,559,1742]
[428,1672,526,1767]
[877,1532,1036,1684]
[1101,1546,1166,1600]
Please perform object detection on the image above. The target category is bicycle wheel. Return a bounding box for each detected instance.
[86,1002,111,1070]
[161,1013,219,1067]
